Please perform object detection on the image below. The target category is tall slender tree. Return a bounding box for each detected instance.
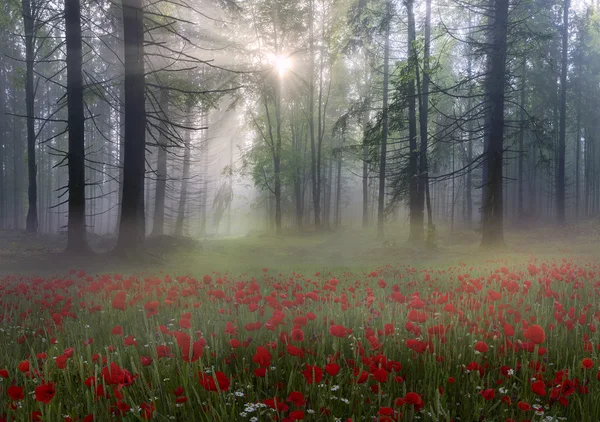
[116,0,146,251]
[556,0,569,224]
[481,0,510,247]
[65,0,89,253]
[377,0,391,239]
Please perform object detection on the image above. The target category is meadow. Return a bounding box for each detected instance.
[1,225,600,421]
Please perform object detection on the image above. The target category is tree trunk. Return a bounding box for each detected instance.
[12,93,21,230]
[518,55,526,218]
[116,0,146,251]
[22,0,38,233]
[65,0,90,253]
[377,0,391,239]
[335,146,342,228]
[274,80,283,235]
[174,115,192,237]
[406,0,422,244]
[0,61,5,229]
[481,0,509,248]
[418,0,433,234]
[362,109,369,228]
[556,0,569,224]
[151,87,168,236]
[466,47,474,226]
[308,0,320,230]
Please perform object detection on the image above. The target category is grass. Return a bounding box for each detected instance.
[1,224,600,421]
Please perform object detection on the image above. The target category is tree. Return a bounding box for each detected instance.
[116,0,146,251]
[64,0,89,253]
[21,0,39,233]
[151,86,169,236]
[481,0,510,247]
[556,0,569,224]
[406,0,422,243]
[376,0,391,239]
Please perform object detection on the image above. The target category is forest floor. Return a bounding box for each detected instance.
[1,218,599,276]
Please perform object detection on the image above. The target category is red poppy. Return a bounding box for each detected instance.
[7,386,24,401]
[531,380,546,396]
[35,382,56,404]
[582,358,594,369]
[373,368,388,383]
[198,371,230,392]
[252,346,272,367]
[480,389,495,400]
[325,363,340,376]
[286,391,306,407]
[144,301,159,317]
[518,401,532,411]
[524,325,546,345]
[289,410,305,420]
[18,361,30,373]
[329,325,348,337]
[302,364,323,384]
[475,341,489,353]
[404,392,424,411]
[141,356,153,366]
[156,345,173,358]
[291,328,305,342]
[112,291,127,311]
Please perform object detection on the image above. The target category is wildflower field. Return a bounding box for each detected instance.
[2,257,600,421]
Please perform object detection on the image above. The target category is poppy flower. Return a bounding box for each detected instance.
[404,392,424,411]
[144,301,159,317]
[582,358,594,369]
[286,391,306,407]
[156,345,173,358]
[7,386,24,401]
[373,368,388,383]
[289,410,305,420]
[475,341,489,353]
[35,382,56,404]
[329,325,348,337]
[198,371,230,392]
[325,363,340,376]
[518,401,532,411]
[302,364,323,384]
[112,292,127,311]
[524,325,546,345]
[18,361,30,373]
[531,380,546,396]
[252,346,272,367]
[291,328,305,342]
[480,389,495,400]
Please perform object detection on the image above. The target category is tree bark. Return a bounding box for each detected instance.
[308,0,321,230]
[518,55,526,218]
[556,0,569,224]
[481,0,509,248]
[377,0,391,239]
[116,0,146,251]
[362,108,369,228]
[174,114,191,237]
[406,0,423,244]
[65,0,90,253]
[151,87,169,236]
[418,0,433,234]
[22,0,38,233]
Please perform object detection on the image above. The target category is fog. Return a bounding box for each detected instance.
[0,0,599,261]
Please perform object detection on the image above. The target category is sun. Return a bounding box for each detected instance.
[268,53,292,77]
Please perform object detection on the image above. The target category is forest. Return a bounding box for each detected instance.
[2,0,600,421]
[0,0,598,252]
